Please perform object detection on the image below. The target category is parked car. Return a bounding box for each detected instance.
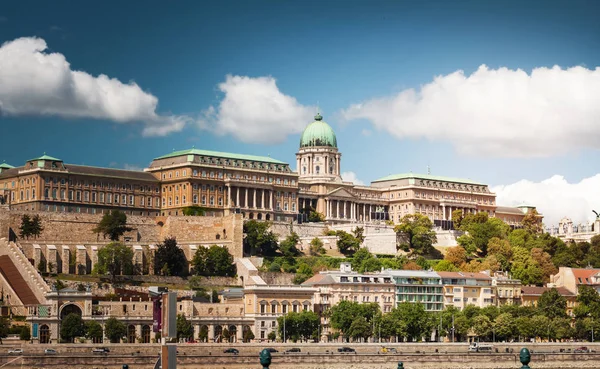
[44,349,58,355]
[285,348,301,353]
[380,347,397,354]
[575,347,590,353]
[338,347,356,353]
[223,348,239,354]
[92,347,110,354]
[8,348,23,355]
[264,348,278,353]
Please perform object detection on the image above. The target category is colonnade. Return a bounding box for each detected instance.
[227,186,274,210]
[301,198,384,222]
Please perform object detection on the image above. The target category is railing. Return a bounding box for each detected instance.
[7,241,50,300]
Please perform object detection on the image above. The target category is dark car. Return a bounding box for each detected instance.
[338,347,356,353]
[285,348,301,354]
[264,348,278,353]
[224,348,239,354]
[92,347,110,354]
[575,347,590,353]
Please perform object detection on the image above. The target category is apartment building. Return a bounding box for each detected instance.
[437,271,494,310]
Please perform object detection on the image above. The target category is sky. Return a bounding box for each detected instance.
[1,0,599,226]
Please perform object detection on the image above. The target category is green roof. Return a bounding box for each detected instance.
[28,154,62,162]
[372,173,485,185]
[300,113,337,148]
[154,148,286,164]
[0,162,14,169]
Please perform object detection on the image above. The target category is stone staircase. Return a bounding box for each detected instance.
[0,238,49,304]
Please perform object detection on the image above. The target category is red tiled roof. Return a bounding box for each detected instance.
[521,286,575,297]
[572,268,600,285]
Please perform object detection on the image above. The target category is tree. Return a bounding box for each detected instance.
[243,220,279,256]
[154,237,188,276]
[434,260,459,272]
[19,326,31,341]
[198,325,208,342]
[182,205,206,216]
[19,214,32,239]
[30,215,44,238]
[243,328,255,342]
[459,213,509,256]
[472,315,492,339]
[293,263,313,284]
[94,242,134,280]
[522,209,542,234]
[452,209,464,230]
[530,248,557,283]
[493,313,516,341]
[279,232,301,258]
[277,311,319,342]
[308,210,325,223]
[191,245,236,277]
[105,317,126,343]
[444,246,467,267]
[394,214,437,256]
[487,237,513,270]
[353,227,365,244]
[330,301,372,337]
[348,316,371,341]
[60,313,84,343]
[391,303,433,341]
[309,238,326,256]
[336,230,361,256]
[176,314,193,340]
[93,210,132,241]
[0,317,9,343]
[403,261,422,270]
[538,288,567,319]
[85,320,103,342]
[352,248,382,273]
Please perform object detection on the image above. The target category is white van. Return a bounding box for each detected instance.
[469,342,493,352]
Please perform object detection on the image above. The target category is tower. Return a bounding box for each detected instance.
[296,113,341,180]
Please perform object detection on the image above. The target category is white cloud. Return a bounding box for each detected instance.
[341,65,600,157]
[493,174,600,227]
[361,129,372,136]
[341,171,365,186]
[0,37,187,136]
[198,75,315,144]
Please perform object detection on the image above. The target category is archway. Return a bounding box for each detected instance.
[60,303,82,320]
[265,214,270,221]
[199,325,208,342]
[40,324,50,344]
[141,325,151,343]
[257,214,262,220]
[228,325,237,342]
[127,325,136,343]
[242,325,253,342]
[214,325,222,342]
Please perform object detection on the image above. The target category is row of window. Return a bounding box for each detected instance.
[38,188,159,208]
[161,169,296,186]
[39,177,158,193]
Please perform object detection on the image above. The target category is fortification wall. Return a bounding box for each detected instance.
[270,221,326,238]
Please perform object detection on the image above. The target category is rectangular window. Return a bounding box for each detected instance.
[129,195,134,205]
[91,192,96,202]
[122,194,126,204]
[76,191,81,201]
[100,193,104,203]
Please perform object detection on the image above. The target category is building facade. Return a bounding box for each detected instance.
[437,271,495,310]
[385,269,444,312]
[0,113,539,226]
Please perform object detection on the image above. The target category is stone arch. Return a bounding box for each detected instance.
[141,325,151,343]
[257,213,262,220]
[127,324,136,343]
[265,214,271,221]
[40,324,50,344]
[214,325,223,342]
[60,303,82,320]
[249,213,254,219]
[228,325,237,342]
[199,324,209,342]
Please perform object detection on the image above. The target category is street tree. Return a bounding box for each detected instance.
[94,242,134,280]
[60,313,84,343]
[538,288,567,319]
[176,314,193,340]
[243,220,279,256]
[493,313,516,341]
[93,210,132,241]
[154,237,188,276]
[85,320,103,342]
[391,302,432,341]
[277,311,319,342]
[105,317,127,343]
[348,316,371,341]
[472,315,492,339]
[394,214,437,256]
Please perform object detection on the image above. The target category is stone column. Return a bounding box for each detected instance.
[236,187,240,207]
[442,205,446,220]
[270,191,273,210]
[90,246,98,273]
[237,324,243,342]
[449,206,453,220]
[261,190,265,209]
[208,324,215,341]
[336,201,339,219]
[227,185,231,207]
[133,245,143,271]
[61,246,70,274]
[46,245,57,273]
[76,245,87,275]
[33,244,41,272]
[245,188,248,208]
[253,189,257,209]
[136,325,142,341]
[194,324,200,339]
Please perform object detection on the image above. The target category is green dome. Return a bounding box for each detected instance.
[299,113,337,148]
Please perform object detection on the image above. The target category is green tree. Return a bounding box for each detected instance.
[243,328,255,342]
[538,288,567,319]
[348,316,371,341]
[494,313,516,341]
[243,220,279,256]
[487,237,513,270]
[293,263,313,284]
[93,242,134,280]
[191,245,236,277]
[176,314,193,340]
[459,213,509,256]
[30,215,44,238]
[19,326,31,341]
[575,285,600,319]
[309,237,326,256]
[182,205,206,216]
[391,302,432,341]
[60,313,84,343]
[277,311,319,342]
[516,316,536,341]
[105,317,126,343]
[85,320,103,342]
[336,230,361,256]
[353,227,365,244]
[452,209,464,230]
[0,317,9,343]
[19,214,32,239]
[198,325,208,342]
[308,210,325,222]
[154,237,188,276]
[394,214,437,256]
[93,210,132,241]
[472,315,492,339]
[522,209,542,234]
[279,232,301,258]
[267,331,276,341]
[531,315,550,340]
[434,260,459,272]
[330,301,374,337]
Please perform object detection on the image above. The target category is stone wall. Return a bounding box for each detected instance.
[270,221,327,238]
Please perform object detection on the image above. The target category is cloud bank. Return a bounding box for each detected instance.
[493,174,600,227]
[0,37,187,136]
[342,65,600,157]
[198,75,315,144]
[341,171,365,186]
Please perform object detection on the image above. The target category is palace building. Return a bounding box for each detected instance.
[0,113,538,226]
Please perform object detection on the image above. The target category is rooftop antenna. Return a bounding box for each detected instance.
[427,165,431,175]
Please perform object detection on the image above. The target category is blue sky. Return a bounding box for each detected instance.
[1,0,599,224]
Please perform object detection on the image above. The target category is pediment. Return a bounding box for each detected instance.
[327,187,356,199]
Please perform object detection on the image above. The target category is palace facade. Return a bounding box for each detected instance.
[0,113,538,226]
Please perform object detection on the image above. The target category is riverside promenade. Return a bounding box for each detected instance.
[1,342,599,368]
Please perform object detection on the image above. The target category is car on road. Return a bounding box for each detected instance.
[338,347,356,353]
[223,348,239,354]
[92,347,110,354]
[380,347,397,354]
[285,348,301,354]
[44,348,58,355]
[8,348,23,355]
[575,347,590,353]
[264,348,278,353]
